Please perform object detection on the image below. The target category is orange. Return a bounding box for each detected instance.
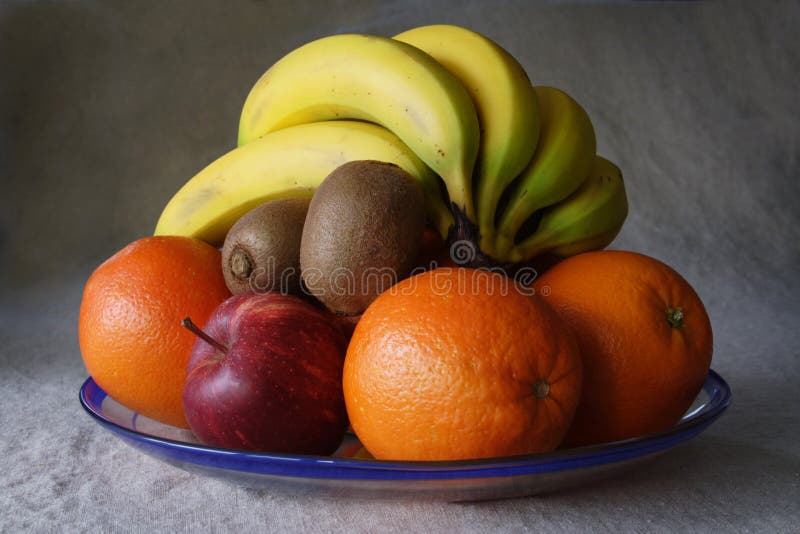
[534,250,713,447]
[343,267,582,461]
[79,236,230,428]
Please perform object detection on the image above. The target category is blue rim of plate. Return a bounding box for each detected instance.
[79,369,731,481]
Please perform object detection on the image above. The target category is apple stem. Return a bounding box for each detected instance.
[182,317,228,354]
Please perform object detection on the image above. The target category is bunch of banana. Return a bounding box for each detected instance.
[155,121,452,245]
[393,24,540,251]
[507,155,629,263]
[237,33,480,223]
[490,86,597,258]
[156,24,628,265]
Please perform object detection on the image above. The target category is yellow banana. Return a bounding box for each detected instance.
[393,24,539,249]
[494,86,596,256]
[237,33,480,222]
[155,121,452,245]
[507,155,628,263]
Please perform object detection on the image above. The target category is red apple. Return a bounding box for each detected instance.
[182,291,349,455]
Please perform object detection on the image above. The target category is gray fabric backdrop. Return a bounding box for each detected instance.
[1,1,798,531]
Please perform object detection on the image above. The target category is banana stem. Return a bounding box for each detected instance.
[431,205,455,240]
[493,233,516,259]
[447,207,502,269]
[478,230,497,258]
[445,177,476,223]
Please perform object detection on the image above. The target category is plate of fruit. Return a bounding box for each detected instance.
[77,24,730,501]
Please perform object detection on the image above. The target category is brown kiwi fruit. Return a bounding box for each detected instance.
[221,197,310,295]
[300,160,426,315]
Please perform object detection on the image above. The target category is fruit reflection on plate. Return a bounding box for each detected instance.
[79,369,730,502]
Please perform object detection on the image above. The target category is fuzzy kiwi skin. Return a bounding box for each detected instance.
[300,160,426,315]
[221,198,310,295]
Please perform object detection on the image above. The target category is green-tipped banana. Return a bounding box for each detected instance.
[494,86,596,256]
[507,155,628,263]
[393,24,540,248]
[238,33,480,221]
[155,121,452,245]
